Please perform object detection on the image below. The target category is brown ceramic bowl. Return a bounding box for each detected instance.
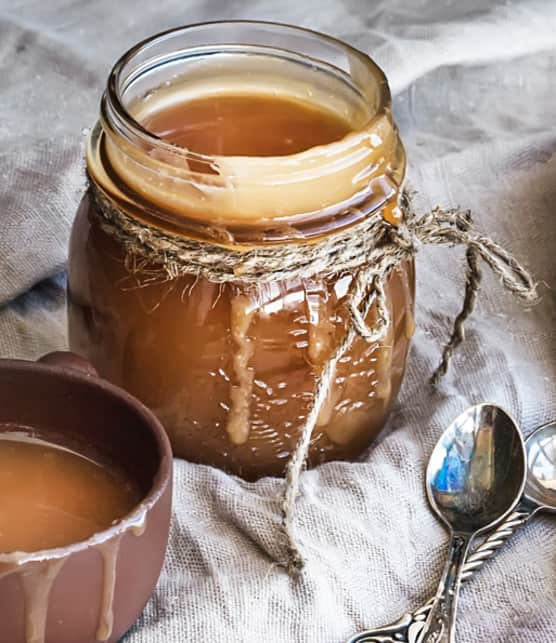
[0,352,173,643]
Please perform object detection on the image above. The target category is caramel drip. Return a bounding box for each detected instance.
[0,519,147,643]
[382,199,403,227]
[95,535,123,641]
[306,286,341,428]
[373,301,394,403]
[316,365,345,428]
[306,287,335,366]
[306,290,334,366]
[0,561,14,579]
[324,409,372,446]
[225,294,256,445]
[400,266,415,339]
[20,557,67,643]
[130,513,147,537]
[96,518,145,641]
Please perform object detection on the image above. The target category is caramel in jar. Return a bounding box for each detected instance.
[68,24,414,479]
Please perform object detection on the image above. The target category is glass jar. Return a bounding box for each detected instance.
[68,22,414,480]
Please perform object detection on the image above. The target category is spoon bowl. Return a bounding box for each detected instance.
[524,421,556,512]
[427,404,527,534]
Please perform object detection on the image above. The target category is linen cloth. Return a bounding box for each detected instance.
[1,1,555,641]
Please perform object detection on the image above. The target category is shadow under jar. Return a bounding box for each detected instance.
[68,22,415,480]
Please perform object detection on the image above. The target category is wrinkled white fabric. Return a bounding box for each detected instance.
[0,1,555,641]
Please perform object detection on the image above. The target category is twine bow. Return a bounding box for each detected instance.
[91,184,538,574]
[282,192,538,574]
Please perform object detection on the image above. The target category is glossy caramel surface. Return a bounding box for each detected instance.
[0,431,140,553]
[142,94,353,156]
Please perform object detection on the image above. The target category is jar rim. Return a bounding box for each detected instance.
[90,21,404,243]
[103,20,392,166]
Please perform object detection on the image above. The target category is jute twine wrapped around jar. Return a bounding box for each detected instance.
[91,184,538,574]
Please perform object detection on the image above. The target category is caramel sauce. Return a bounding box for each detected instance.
[0,432,140,553]
[141,93,353,156]
[0,430,146,643]
[70,90,414,479]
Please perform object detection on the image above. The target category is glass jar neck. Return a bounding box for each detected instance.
[87,21,406,246]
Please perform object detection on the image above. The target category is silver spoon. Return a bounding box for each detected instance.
[348,404,526,643]
[347,419,556,643]
[418,404,526,642]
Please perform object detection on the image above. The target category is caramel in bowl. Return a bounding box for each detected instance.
[0,352,172,643]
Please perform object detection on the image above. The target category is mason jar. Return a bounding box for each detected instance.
[68,21,414,480]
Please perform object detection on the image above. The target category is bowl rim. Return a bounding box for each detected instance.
[0,358,173,566]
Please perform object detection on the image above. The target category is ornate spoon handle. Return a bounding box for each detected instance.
[347,503,535,643]
[417,533,472,643]
[460,505,533,580]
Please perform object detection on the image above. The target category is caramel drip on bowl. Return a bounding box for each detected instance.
[130,514,147,538]
[95,535,123,641]
[21,559,67,643]
[0,512,148,643]
[1,558,68,643]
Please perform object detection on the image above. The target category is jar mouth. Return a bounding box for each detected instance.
[103,20,392,168]
[90,21,405,242]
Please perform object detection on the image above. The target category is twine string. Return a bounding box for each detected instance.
[281,204,538,574]
[91,185,538,574]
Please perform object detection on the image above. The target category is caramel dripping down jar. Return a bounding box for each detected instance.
[68,22,415,480]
